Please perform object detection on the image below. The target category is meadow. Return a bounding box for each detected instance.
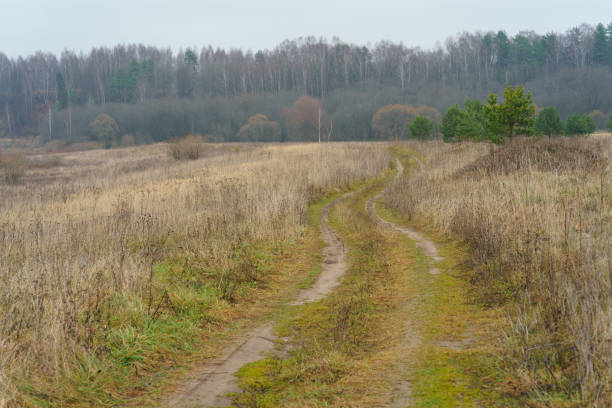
[0,142,390,406]
[0,135,610,407]
[385,135,611,406]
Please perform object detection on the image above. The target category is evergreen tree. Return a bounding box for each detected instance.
[55,72,68,110]
[534,106,563,138]
[593,23,609,65]
[607,113,612,132]
[582,115,596,134]
[409,116,434,139]
[513,35,536,79]
[565,114,595,135]
[607,23,612,64]
[441,105,462,141]
[177,49,198,98]
[565,114,582,135]
[457,99,487,140]
[126,59,141,103]
[109,69,126,102]
[495,31,511,69]
[483,84,536,142]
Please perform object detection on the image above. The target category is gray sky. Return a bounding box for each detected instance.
[2,0,611,58]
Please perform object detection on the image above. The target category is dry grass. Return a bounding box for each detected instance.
[0,151,26,185]
[167,134,208,160]
[0,142,390,406]
[385,136,611,406]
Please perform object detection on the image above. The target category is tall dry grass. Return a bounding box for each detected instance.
[386,136,611,406]
[0,142,390,405]
[0,151,26,185]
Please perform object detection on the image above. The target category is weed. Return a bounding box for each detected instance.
[385,137,611,406]
[0,142,390,405]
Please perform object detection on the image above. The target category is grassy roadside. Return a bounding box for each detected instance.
[232,148,518,407]
[232,172,412,407]
[380,145,517,407]
[383,140,612,407]
[376,203,515,407]
[17,185,365,407]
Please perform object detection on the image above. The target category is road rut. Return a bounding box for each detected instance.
[366,159,443,272]
[366,157,444,407]
[166,192,352,407]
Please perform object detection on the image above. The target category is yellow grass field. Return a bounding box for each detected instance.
[0,142,391,406]
[0,135,610,407]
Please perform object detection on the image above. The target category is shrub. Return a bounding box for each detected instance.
[0,151,26,184]
[534,107,563,138]
[90,113,119,148]
[168,134,206,160]
[565,113,596,136]
[236,114,281,142]
[442,100,487,142]
[588,109,608,129]
[121,134,136,147]
[372,104,440,140]
[28,155,63,169]
[409,116,434,139]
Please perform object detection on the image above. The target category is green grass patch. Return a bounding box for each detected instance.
[231,146,517,406]
[232,172,415,406]
[18,184,368,407]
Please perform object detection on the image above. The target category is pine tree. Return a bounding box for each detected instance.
[55,73,68,110]
[126,60,141,103]
[607,23,612,65]
[593,23,608,65]
[441,105,462,142]
[409,116,434,139]
[535,107,563,138]
[483,85,536,142]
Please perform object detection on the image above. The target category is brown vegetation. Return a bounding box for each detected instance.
[89,113,119,148]
[282,95,330,141]
[0,150,26,184]
[0,142,390,405]
[167,134,207,160]
[371,104,440,140]
[236,114,281,142]
[385,135,611,406]
[456,136,606,178]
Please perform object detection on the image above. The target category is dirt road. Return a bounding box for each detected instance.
[365,157,445,407]
[166,192,352,407]
[367,159,443,271]
[169,156,442,407]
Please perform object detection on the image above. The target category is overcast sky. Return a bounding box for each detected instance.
[2,0,611,58]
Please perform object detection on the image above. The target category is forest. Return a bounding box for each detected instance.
[1,22,612,144]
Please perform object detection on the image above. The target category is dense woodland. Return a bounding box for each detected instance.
[1,22,612,143]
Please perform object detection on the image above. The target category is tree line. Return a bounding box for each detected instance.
[82,85,610,150]
[441,85,610,144]
[1,22,612,140]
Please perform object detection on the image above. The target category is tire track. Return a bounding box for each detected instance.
[166,191,353,407]
[365,156,444,407]
[367,158,443,272]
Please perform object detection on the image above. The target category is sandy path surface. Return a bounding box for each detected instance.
[366,159,443,271]
[168,156,438,408]
[166,192,352,407]
[366,157,444,407]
